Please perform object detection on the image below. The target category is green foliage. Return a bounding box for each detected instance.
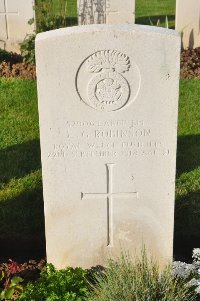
[0,258,24,300]
[136,0,175,29]
[87,252,195,301]
[19,264,89,301]
[0,78,44,249]
[20,34,36,64]
[149,15,169,28]
[20,0,77,63]
[0,274,23,300]
[174,80,200,244]
[35,0,68,33]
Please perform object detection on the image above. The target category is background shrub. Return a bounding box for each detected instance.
[20,34,36,64]
[35,0,68,33]
[20,0,76,64]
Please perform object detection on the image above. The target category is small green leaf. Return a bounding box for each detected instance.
[10,276,23,287]
[165,15,169,29]
[0,290,5,301]
[0,271,4,281]
[4,287,15,299]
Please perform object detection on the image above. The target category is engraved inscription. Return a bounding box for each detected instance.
[78,0,106,25]
[47,119,172,159]
[77,50,137,112]
[81,164,138,246]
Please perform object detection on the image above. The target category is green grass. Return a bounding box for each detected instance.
[0,78,44,258]
[0,77,199,260]
[37,0,176,29]
[174,80,200,259]
[0,0,198,260]
[136,0,176,28]
[50,0,77,18]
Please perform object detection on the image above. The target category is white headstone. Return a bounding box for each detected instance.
[0,0,35,53]
[78,0,135,25]
[36,24,180,269]
[176,0,200,49]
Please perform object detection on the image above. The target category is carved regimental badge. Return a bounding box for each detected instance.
[76,50,141,112]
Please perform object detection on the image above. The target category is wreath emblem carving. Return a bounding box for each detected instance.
[86,50,131,112]
[76,49,141,112]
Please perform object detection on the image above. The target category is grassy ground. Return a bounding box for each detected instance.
[0,77,199,261]
[0,0,198,261]
[174,80,200,260]
[0,78,45,260]
[136,0,176,28]
[38,0,176,28]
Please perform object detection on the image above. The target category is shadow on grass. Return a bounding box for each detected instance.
[136,14,175,29]
[0,139,41,184]
[176,134,200,176]
[66,17,78,27]
[0,185,46,263]
[174,190,200,261]
[174,134,200,261]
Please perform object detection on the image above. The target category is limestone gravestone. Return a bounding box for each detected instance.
[36,24,180,269]
[78,0,135,25]
[176,0,200,49]
[0,0,35,53]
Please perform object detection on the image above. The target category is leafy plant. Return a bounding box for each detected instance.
[149,15,169,28]
[87,251,195,301]
[19,264,89,301]
[0,275,23,300]
[35,0,68,33]
[20,0,70,64]
[0,260,24,300]
[20,34,36,64]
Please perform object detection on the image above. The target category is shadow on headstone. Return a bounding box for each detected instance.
[189,29,195,49]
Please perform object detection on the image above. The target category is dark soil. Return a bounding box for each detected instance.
[180,47,200,79]
[0,62,36,80]
[0,50,36,80]
[18,259,46,283]
[0,48,200,80]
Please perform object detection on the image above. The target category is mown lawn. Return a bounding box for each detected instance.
[39,0,176,28]
[0,78,199,261]
[136,0,176,28]
[0,0,198,261]
[0,79,45,261]
[175,80,200,260]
